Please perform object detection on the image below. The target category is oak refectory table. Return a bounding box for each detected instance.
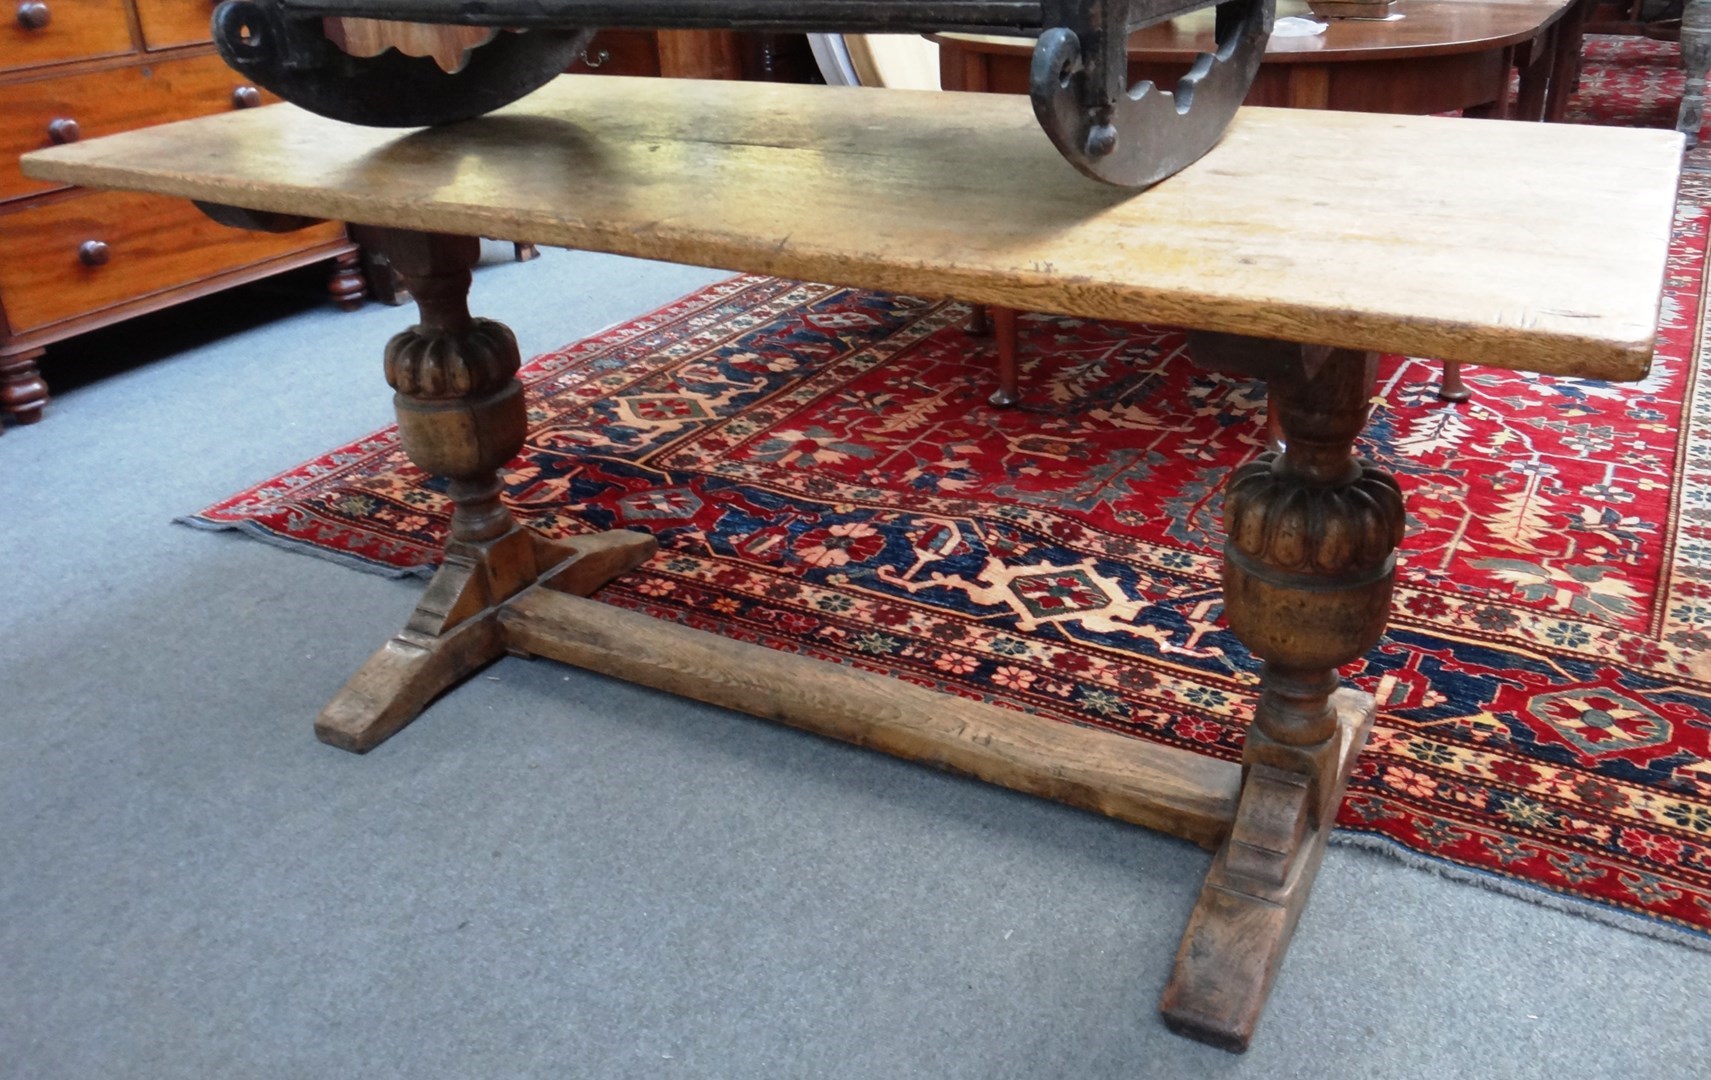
[22,76,1682,1052]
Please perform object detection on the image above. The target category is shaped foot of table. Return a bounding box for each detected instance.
[1176,333,1400,1050]
[318,528,656,752]
[1160,689,1373,1051]
[317,227,659,752]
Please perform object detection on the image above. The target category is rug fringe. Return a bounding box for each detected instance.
[1330,831,1711,954]
[173,515,435,580]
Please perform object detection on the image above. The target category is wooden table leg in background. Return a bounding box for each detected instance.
[0,345,49,427]
[1514,35,1553,123]
[1546,0,1594,123]
[1167,335,1399,1050]
[965,303,1022,406]
[989,306,1021,407]
[1682,0,1711,147]
[327,249,368,311]
[314,230,656,752]
[1438,361,1472,402]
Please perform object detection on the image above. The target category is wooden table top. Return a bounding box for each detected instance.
[937,0,1577,63]
[23,75,1680,379]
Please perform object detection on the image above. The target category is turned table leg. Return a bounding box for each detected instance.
[1164,337,1401,1051]
[1545,0,1592,122]
[326,248,368,311]
[964,304,1022,406]
[989,306,1021,407]
[1438,360,1471,402]
[317,231,655,752]
[0,345,49,426]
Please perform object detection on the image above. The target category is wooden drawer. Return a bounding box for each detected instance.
[0,188,345,333]
[134,0,215,50]
[1,0,134,73]
[1,53,276,203]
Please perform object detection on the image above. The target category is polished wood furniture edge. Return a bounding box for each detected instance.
[1,6,373,430]
[22,82,1680,1050]
[0,235,353,354]
[21,77,1682,379]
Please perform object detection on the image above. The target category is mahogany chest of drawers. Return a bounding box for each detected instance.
[2,0,363,429]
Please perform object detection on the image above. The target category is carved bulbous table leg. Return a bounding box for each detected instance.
[1164,338,1401,1051]
[316,230,655,752]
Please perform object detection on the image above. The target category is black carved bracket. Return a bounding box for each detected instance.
[211,0,1272,187]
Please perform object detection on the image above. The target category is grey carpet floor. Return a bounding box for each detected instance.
[2,247,1707,1080]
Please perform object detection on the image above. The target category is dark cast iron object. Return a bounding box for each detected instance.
[210,0,1272,186]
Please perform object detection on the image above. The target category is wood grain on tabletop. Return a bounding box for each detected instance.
[22,75,1682,378]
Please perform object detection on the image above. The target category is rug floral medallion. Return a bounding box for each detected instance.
[194,38,1711,947]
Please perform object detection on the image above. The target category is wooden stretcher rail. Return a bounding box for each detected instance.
[502,588,1243,848]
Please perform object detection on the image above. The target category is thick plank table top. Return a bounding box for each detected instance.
[21,70,1688,1051]
[23,75,1680,380]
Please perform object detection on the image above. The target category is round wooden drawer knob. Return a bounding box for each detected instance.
[16,1,51,29]
[231,85,262,109]
[78,240,110,267]
[47,118,79,144]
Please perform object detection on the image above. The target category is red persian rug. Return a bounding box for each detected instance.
[191,37,1711,948]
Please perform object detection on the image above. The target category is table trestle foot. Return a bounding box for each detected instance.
[317,228,656,751]
[1158,690,1372,1051]
[1163,336,1400,1049]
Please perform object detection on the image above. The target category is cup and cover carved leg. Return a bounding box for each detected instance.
[1163,337,1402,1051]
[315,230,655,752]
